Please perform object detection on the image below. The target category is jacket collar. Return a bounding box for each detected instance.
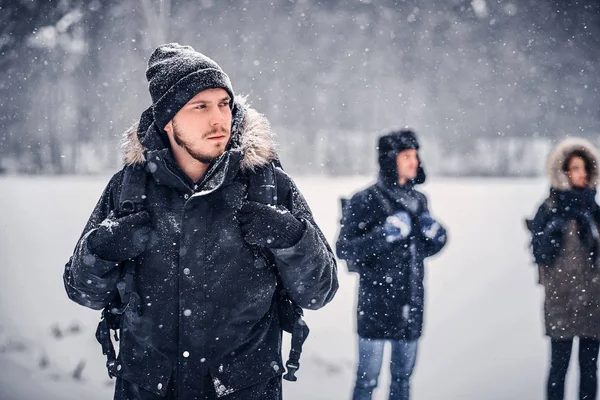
[375,175,422,215]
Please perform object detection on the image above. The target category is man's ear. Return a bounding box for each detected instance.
[164,120,173,135]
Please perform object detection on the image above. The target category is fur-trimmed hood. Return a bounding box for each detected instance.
[547,137,600,190]
[121,97,277,172]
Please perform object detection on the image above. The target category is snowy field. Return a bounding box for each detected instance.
[0,175,591,399]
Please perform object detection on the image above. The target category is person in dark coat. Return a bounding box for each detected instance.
[336,130,447,400]
[528,137,600,400]
[63,43,338,400]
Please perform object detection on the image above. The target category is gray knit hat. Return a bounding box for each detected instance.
[146,43,234,129]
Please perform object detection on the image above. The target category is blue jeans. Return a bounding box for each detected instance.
[352,337,418,400]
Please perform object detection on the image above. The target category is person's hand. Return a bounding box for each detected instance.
[544,217,567,235]
[88,211,152,261]
[383,211,412,243]
[419,212,446,243]
[239,202,305,249]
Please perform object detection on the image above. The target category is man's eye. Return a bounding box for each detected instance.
[196,105,206,109]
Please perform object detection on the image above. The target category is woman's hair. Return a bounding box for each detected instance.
[563,149,594,179]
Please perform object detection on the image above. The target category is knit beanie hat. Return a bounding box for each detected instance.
[146,43,234,129]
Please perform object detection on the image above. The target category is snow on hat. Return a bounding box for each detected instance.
[146,43,234,129]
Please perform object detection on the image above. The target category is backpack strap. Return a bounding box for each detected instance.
[118,164,147,216]
[96,305,121,378]
[247,162,309,382]
[282,301,310,382]
[247,163,277,206]
[97,163,148,379]
[338,198,361,273]
[116,164,147,311]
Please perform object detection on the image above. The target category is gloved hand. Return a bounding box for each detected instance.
[88,211,152,262]
[239,202,305,249]
[558,210,600,247]
[571,209,596,228]
[383,211,412,243]
[559,206,586,220]
[544,217,567,235]
[419,212,446,243]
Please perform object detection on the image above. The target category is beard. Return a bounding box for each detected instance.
[172,121,230,164]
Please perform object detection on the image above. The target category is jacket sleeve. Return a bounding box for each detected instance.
[529,201,565,266]
[335,191,393,267]
[269,171,338,310]
[419,196,448,258]
[63,172,124,310]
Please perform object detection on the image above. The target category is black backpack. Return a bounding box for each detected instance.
[96,162,309,382]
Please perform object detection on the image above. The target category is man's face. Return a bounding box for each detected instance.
[164,88,232,164]
[396,149,419,183]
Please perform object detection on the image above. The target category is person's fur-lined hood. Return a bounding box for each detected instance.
[547,137,600,190]
[120,96,277,172]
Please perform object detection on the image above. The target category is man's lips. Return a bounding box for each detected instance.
[207,135,227,140]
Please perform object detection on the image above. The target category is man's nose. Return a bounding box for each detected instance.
[209,107,225,126]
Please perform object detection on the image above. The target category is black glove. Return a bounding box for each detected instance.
[88,211,152,261]
[544,216,567,234]
[568,210,600,250]
[239,202,305,249]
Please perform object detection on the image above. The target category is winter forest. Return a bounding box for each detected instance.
[2,1,600,400]
[1,0,599,176]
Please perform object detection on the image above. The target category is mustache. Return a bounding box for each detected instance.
[202,126,230,139]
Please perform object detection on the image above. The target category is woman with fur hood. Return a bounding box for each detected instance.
[528,138,600,400]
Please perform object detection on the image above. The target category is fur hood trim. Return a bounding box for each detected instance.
[547,137,599,190]
[121,98,277,172]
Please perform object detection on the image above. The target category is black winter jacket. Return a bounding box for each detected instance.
[336,177,446,341]
[528,138,600,339]
[64,101,338,399]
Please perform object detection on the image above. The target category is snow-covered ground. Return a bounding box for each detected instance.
[0,175,589,399]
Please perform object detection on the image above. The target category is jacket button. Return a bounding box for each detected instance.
[183,309,192,316]
[183,268,190,275]
[183,351,190,358]
[157,383,163,390]
[184,194,189,199]
[116,364,122,371]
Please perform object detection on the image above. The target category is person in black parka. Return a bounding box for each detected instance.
[336,130,447,400]
[63,43,338,400]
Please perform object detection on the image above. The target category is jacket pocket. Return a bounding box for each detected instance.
[116,350,172,397]
[209,355,283,397]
